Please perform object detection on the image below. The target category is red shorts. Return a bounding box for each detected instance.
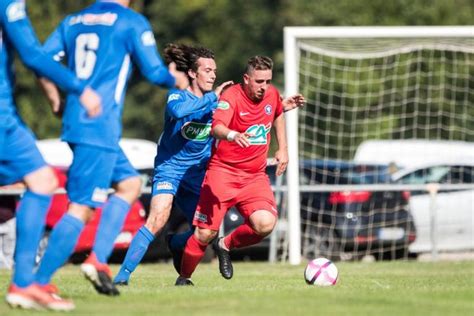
[193,168,278,230]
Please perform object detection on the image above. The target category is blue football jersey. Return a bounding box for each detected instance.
[43,0,175,150]
[154,88,217,190]
[0,0,85,118]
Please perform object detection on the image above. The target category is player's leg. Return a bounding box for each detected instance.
[216,173,278,279]
[91,148,141,266]
[176,227,217,286]
[35,203,91,285]
[178,170,234,285]
[36,144,114,295]
[167,186,200,274]
[2,122,73,311]
[114,191,174,285]
[223,172,277,249]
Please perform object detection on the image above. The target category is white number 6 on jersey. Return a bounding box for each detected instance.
[75,33,99,79]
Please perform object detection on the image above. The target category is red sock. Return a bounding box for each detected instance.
[180,235,208,278]
[224,223,264,250]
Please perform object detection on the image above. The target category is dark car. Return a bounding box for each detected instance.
[223,160,416,261]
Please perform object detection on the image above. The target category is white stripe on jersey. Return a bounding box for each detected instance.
[115,54,130,104]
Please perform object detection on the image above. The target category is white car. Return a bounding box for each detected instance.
[392,162,474,253]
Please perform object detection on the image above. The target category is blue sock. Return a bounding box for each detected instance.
[169,230,194,251]
[114,226,154,283]
[13,190,51,288]
[35,214,84,285]
[93,195,130,263]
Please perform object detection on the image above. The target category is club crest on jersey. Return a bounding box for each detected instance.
[6,1,26,22]
[264,104,272,115]
[181,122,211,142]
[217,101,230,110]
[245,123,271,145]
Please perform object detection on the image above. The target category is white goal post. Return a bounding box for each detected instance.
[283,26,474,265]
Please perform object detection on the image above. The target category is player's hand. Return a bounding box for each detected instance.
[169,62,189,90]
[80,87,102,118]
[282,94,305,112]
[51,100,65,118]
[274,149,289,176]
[214,81,234,97]
[233,132,253,148]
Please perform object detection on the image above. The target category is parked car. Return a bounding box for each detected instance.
[223,160,417,261]
[392,162,474,253]
[354,139,474,168]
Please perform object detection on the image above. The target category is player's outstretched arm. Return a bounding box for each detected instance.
[282,94,306,112]
[0,1,86,95]
[273,113,289,176]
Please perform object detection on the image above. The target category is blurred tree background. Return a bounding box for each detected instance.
[14,0,473,143]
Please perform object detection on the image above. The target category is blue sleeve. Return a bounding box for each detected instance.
[0,1,85,95]
[128,14,175,88]
[166,91,218,119]
[42,22,66,62]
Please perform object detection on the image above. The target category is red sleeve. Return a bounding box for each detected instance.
[212,91,235,130]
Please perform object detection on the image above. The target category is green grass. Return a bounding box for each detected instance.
[1,260,473,315]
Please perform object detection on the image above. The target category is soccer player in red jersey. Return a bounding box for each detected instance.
[176,55,305,285]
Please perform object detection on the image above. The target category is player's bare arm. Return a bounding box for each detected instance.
[212,124,252,148]
[282,94,305,112]
[38,77,63,117]
[273,113,288,176]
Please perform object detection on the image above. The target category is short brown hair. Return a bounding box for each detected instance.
[245,55,273,74]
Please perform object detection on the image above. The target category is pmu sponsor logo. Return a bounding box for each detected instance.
[69,13,118,26]
[194,211,208,223]
[91,188,108,203]
[245,123,271,145]
[217,101,230,110]
[181,121,211,142]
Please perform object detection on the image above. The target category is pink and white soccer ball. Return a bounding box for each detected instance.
[304,257,338,286]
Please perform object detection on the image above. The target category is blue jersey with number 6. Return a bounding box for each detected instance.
[43,0,175,150]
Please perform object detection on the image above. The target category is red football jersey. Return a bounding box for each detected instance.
[209,84,283,174]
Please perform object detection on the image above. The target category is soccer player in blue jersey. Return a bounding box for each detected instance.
[34,0,185,298]
[1,0,101,311]
[113,43,233,285]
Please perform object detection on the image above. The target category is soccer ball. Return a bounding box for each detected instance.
[304,257,338,286]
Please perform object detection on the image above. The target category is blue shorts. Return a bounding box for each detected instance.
[0,118,46,185]
[67,143,139,208]
[152,170,204,225]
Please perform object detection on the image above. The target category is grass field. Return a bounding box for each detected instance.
[0,260,473,315]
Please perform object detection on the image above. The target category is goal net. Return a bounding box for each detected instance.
[280,27,474,264]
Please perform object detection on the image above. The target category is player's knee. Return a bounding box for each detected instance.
[24,166,58,195]
[115,176,142,202]
[195,228,217,244]
[251,211,277,236]
[67,203,93,223]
